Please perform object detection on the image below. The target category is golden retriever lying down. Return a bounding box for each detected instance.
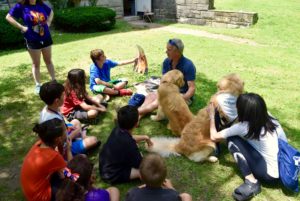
[151,69,194,136]
[148,108,217,163]
[147,73,244,162]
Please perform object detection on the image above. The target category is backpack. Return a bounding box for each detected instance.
[278,138,300,192]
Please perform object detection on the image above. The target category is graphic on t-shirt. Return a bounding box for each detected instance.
[30,11,46,36]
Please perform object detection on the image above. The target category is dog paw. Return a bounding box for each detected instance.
[150,115,160,121]
[207,156,218,163]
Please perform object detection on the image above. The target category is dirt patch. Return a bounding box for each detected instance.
[158,26,261,46]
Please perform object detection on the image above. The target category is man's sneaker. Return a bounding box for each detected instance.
[35,84,41,94]
[119,89,133,96]
[232,179,261,201]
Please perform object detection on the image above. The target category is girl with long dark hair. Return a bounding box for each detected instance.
[208,93,287,201]
[61,69,106,122]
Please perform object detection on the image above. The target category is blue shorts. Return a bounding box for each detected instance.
[71,139,86,155]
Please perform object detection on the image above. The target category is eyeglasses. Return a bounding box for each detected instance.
[168,39,179,50]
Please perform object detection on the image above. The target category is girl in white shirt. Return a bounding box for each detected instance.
[208,93,287,201]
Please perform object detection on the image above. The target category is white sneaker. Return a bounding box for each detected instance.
[35,84,41,94]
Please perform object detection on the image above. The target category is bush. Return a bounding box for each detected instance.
[54,6,116,32]
[0,10,24,48]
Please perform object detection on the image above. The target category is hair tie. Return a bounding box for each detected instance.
[63,167,80,182]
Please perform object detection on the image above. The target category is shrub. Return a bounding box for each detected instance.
[54,6,116,32]
[0,10,24,48]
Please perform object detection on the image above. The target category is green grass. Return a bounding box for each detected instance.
[0,0,300,200]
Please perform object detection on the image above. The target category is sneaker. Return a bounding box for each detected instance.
[232,179,261,201]
[34,84,41,94]
[119,89,133,96]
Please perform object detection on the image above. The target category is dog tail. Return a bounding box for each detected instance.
[146,137,181,157]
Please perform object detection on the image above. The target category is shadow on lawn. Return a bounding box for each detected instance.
[1,67,299,200]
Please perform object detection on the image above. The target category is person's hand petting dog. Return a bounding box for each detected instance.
[207,103,215,120]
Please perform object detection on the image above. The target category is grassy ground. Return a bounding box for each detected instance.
[0,0,299,200]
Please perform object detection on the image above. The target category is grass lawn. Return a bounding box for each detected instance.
[0,0,299,200]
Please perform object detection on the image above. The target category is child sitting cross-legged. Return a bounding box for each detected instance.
[20,118,68,201]
[89,49,135,97]
[99,105,153,184]
[39,80,100,157]
[56,154,119,201]
[125,153,192,201]
[61,69,107,122]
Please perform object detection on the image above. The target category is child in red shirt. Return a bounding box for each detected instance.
[61,69,106,122]
[20,118,69,201]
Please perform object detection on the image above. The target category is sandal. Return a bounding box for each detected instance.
[232,179,261,201]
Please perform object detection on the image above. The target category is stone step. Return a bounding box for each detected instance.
[123,15,141,21]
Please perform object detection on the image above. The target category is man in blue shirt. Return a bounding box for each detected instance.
[89,49,137,97]
[138,38,196,118]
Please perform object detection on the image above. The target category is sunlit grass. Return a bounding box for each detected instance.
[0,0,299,200]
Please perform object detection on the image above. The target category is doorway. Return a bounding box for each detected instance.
[123,0,135,16]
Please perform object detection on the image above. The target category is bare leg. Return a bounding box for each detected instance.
[114,81,127,90]
[138,92,159,119]
[82,136,98,150]
[129,168,140,180]
[91,94,104,104]
[180,193,193,201]
[106,187,120,201]
[102,87,119,95]
[41,45,55,81]
[28,49,42,85]
[87,110,98,119]
[68,119,82,139]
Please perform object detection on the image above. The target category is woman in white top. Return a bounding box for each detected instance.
[208,93,287,201]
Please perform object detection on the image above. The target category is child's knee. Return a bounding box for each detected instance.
[180,193,192,201]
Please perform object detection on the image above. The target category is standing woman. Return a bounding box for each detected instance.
[208,93,287,201]
[6,0,55,94]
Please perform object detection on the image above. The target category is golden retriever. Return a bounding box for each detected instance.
[211,73,244,127]
[151,69,194,136]
[147,73,244,163]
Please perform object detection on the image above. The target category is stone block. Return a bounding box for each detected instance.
[200,11,215,19]
[197,4,209,10]
[176,0,186,4]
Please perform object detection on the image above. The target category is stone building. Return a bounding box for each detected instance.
[88,0,258,28]
[1,0,258,28]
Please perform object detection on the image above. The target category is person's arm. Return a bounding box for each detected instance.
[66,136,73,161]
[182,80,195,100]
[208,103,224,142]
[117,57,137,66]
[162,179,176,190]
[47,10,54,27]
[80,101,106,112]
[132,134,153,147]
[5,14,27,33]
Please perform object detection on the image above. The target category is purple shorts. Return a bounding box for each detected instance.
[85,188,110,201]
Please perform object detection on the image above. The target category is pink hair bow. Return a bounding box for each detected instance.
[63,167,80,182]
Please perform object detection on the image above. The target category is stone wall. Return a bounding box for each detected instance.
[153,0,257,28]
[81,0,123,17]
[152,0,177,21]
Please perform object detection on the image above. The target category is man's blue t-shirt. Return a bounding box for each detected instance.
[89,59,118,90]
[162,56,196,94]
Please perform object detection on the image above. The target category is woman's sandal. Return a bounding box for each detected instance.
[232,179,261,201]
